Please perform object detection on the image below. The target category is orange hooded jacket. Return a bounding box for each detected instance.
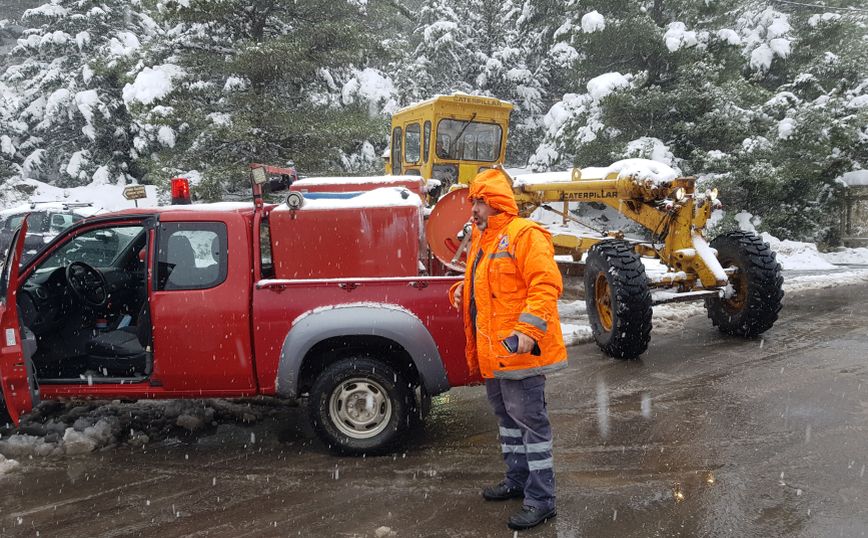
[449,169,567,379]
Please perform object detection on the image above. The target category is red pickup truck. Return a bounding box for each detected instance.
[0,174,473,454]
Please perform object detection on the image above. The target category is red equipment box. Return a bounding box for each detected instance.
[269,189,422,279]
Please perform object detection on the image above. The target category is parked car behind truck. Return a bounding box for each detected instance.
[0,175,471,454]
[0,202,99,265]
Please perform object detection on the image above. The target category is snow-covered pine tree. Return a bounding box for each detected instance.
[392,0,477,102]
[529,0,867,244]
[0,0,164,187]
[144,0,393,198]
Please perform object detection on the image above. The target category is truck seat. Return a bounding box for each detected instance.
[86,301,151,377]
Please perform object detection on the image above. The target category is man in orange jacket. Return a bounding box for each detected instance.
[449,168,567,531]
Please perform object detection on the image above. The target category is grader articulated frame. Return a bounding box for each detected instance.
[429,164,784,359]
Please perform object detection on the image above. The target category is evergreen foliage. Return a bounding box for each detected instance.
[0,0,865,241]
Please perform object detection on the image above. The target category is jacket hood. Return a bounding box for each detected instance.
[468,168,518,216]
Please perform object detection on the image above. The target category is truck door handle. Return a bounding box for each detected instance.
[409,281,429,289]
[339,282,360,291]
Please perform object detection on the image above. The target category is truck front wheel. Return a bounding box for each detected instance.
[309,357,411,455]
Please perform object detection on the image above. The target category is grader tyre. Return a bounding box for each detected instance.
[705,232,784,336]
[584,240,653,359]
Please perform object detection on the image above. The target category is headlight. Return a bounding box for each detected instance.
[708,188,718,201]
[673,187,686,201]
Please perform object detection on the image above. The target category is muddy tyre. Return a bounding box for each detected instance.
[584,240,653,359]
[309,357,411,456]
[705,232,784,336]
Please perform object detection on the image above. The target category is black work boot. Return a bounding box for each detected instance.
[507,505,557,530]
[481,481,524,501]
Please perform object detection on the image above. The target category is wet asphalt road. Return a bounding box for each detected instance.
[2,282,868,537]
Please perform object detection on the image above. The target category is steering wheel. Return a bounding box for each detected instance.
[65,261,108,307]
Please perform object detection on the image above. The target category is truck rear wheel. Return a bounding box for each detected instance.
[705,231,783,336]
[309,357,411,455]
[584,240,652,359]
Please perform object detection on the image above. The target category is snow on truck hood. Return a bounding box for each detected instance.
[514,158,679,187]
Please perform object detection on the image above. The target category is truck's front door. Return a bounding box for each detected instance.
[0,221,37,424]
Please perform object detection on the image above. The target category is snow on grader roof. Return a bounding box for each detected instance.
[513,158,679,187]
[402,92,514,112]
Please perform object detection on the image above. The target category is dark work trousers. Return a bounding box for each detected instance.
[485,375,555,510]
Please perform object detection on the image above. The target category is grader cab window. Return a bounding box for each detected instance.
[423,121,431,163]
[391,127,402,175]
[405,123,421,163]
[436,119,502,162]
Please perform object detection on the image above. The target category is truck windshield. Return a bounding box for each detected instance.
[34,225,143,272]
[435,119,502,162]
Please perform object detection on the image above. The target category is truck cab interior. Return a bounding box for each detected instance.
[17,223,152,382]
[14,219,228,384]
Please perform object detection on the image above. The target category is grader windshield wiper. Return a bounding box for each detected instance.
[448,112,477,157]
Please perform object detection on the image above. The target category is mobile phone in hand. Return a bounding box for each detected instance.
[501,335,542,356]
[501,334,520,353]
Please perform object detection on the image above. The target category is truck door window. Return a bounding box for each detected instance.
[405,123,421,164]
[260,217,274,279]
[156,222,228,291]
[423,121,431,163]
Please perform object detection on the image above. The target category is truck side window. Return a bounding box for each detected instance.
[260,217,274,279]
[405,123,421,163]
[156,222,228,291]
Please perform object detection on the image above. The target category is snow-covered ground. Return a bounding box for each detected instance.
[0,177,159,214]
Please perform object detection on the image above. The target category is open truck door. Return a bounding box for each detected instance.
[0,219,38,424]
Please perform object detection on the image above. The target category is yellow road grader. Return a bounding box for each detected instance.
[391,94,784,359]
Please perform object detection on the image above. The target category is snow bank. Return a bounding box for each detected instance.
[823,247,868,265]
[760,233,835,270]
[0,454,20,476]
[0,398,274,468]
[0,177,158,212]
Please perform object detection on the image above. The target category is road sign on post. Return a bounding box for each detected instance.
[123,185,147,207]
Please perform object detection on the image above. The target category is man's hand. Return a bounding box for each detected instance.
[510,330,536,354]
[452,282,463,308]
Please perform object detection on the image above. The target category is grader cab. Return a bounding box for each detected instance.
[400,94,784,360]
[388,94,513,192]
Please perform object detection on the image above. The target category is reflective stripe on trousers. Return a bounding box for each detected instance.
[485,375,555,511]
